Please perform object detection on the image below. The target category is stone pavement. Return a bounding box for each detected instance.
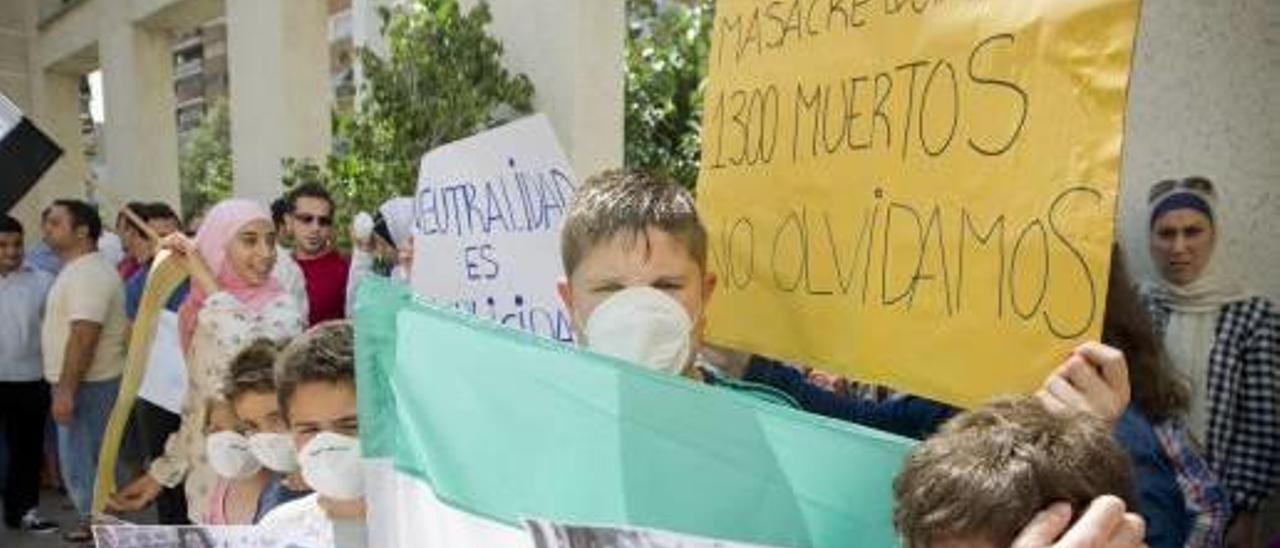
[0,487,156,548]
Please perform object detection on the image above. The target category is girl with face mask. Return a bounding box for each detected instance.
[107,199,307,524]
[1142,177,1280,544]
[202,400,270,525]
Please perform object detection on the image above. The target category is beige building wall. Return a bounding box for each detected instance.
[225,0,332,202]
[99,23,181,211]
[459,0,624,179]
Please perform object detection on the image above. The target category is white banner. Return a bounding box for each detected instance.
[410,113,578,342]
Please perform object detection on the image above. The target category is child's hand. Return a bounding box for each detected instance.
[1012,496,1147,548]
[397,234,415,279]
[1038,342,1130,425]
[106,474,164,513]
[352,212,375,252]
[318,495,367,521]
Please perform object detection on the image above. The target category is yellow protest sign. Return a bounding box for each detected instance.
[697,0,1141,408]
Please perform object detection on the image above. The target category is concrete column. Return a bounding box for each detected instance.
[0,0,33,111]
[226,0,331,203]
[353,0,393,58]
[10,69,87,228]
[99,23,181,211]
[460,0,624,178]
[352,0,394,94]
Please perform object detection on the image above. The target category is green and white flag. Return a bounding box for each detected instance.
[356,279,913,547]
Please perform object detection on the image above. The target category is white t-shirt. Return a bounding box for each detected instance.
[274,246,310,321]
[259,493,370,547]
[41,252,128,383]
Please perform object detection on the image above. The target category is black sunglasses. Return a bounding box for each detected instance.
[294,213,333,227]
[1149,176,1215,203]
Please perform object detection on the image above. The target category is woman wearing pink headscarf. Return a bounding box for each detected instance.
[108,199,306,523]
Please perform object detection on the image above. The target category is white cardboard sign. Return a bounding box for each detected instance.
[410,114,577,342]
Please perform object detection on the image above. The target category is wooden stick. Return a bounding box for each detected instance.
[85,179,161,243]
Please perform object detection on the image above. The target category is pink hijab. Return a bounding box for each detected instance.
[178,199,284,352]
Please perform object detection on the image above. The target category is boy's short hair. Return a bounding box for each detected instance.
[146,202,180,223]
[47,199,103,240]
[275,321,354,420]
[560,169,706,277]
[0,214,23,236]
[893,398,1134,548]
[286,182,334,213]
[270,197,291,228]
[225,338,281,402]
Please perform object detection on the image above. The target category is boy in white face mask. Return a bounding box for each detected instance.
[557,169,720,382]
[557,169,1146,547]
[221,339,310,522]
[258,321,364,547]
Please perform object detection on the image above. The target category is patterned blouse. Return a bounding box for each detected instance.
[146,291,305,523]
[1146,294,1280,513]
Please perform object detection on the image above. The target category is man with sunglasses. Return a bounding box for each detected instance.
[286,182,350,325]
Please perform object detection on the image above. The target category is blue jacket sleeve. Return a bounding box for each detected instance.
[124,269,146,320]
[744,356,958,440]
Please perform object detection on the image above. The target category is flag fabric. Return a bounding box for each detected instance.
[355,278,914,547]
[0,93,62,211]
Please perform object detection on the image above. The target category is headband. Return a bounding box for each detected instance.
[1151,191,1214,228]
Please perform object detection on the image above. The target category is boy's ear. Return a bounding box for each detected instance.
[556,276,575,318]
[557,277,587,340]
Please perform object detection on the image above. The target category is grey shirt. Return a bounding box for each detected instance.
[0,265,54,382]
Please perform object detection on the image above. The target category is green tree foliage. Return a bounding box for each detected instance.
[625,0,714,188]
[290,0,535,220]
[178,99,232,219]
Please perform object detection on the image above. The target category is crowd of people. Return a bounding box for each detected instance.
[0,171,1274,547]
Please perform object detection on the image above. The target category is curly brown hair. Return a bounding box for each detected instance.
[224,338,280,402]
[893,397,1134,547]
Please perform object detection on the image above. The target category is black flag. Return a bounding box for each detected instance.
[0,93,63,212]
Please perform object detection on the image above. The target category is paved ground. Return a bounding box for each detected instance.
[0,488,156,548]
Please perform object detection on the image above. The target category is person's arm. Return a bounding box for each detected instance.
[159,233,217,296]
[1037,342,1130,425]
[1012,496,1146,548]
[345,247,375,318]
[50,320,103,424]
[108,422,187,511]
[744,356,958,439]
[1223,301,1280,518]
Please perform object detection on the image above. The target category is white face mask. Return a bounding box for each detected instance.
[248,432,299,473]
[298,432,365,500]
[205,431,262,480]
[583,286,694,376]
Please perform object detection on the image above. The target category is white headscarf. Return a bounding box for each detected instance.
[1146,185,1247,440]
[377,197,416,250]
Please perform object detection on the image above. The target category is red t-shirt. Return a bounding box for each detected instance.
[295,249,350,325]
